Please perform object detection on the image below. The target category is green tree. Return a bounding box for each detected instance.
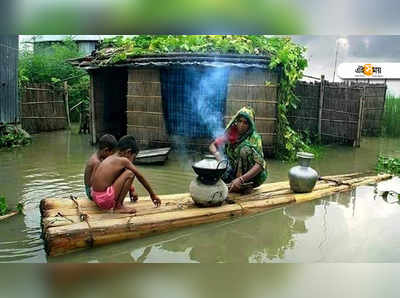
[18,37,89,122]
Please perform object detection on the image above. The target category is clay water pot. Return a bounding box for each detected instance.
[190,155,228,207]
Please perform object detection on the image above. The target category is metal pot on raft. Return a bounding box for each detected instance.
[190,155,228,207]
[288,152,319,193]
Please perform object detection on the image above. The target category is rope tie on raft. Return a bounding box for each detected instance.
[47,212,75,226]
[127,215,136,232]
[70,195,94,247]
[318,177,353,187]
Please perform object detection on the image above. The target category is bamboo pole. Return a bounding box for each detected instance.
[41,173,392,257]
[318,74,325,142]
[355,86,365,147]
[64,82,71,129]
[0,211,19,222]
[89,75,96,145]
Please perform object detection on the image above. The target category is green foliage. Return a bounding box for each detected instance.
[0,124,32,148]
[97,35,309,160]
[16,202,24,214]
[97,35,304,64]
[381,93,400,137]
[18,37,89,122]
[376,155,400,176]
[0,196,8,216]
[265,37,309,161]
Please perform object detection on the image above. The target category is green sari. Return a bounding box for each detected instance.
[221,106,267,187]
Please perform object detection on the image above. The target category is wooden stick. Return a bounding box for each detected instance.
[0,211,19,221]
[318,74,325,141]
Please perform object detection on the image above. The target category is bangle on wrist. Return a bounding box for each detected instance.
[239,176,245,184]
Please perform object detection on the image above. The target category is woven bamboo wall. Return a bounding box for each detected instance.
[20,83,67,133]
[288,81,320,136]
[126,68,166,148]
[289,80,363,145]
[360,83,387,136]
[321,82,362,144]
[126,67,278,154]
[226,68,278,155]
[289,80,387,143]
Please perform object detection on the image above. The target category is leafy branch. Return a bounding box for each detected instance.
[0,124,31,148]
[376,155,400,176]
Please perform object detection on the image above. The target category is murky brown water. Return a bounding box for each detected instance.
[0,129,399,263]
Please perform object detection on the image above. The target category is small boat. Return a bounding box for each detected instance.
[40,172,392,257]
[134,147,171,165]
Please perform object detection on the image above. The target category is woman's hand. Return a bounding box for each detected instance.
[214,151,222,161]
[229,178,242,192]
[209,141,223,161]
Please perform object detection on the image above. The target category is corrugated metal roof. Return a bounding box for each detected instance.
[0,35,19,124]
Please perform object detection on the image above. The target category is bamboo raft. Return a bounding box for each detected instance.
[40,173,392,257]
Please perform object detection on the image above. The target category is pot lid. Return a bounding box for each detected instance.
[193,155,226,169]
[296,152,314,159]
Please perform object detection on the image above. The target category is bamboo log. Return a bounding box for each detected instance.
[0,211,19,221]
[41,173,392,257]
[45,204,243,256]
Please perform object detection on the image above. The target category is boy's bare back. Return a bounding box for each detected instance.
[84,153,101,187]
[91,155,134,192]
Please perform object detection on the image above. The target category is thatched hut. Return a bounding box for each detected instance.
[71,44,281,156]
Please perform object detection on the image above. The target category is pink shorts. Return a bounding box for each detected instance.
[91,186,116,210]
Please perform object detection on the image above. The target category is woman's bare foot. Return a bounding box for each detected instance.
[114,206,136,214]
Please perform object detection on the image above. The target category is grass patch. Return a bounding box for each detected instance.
[381,93,400,137]
[0,196,9,216]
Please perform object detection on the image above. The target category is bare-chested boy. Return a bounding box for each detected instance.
[84,134,118,200]
[91,135,161,213]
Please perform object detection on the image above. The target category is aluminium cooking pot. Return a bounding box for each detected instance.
[192,155,228,185]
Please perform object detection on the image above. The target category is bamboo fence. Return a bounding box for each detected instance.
[359,83,387,136]
[20,83,69,133]
[289,79,387,146]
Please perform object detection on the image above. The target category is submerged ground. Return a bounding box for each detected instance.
[0,129,399,263]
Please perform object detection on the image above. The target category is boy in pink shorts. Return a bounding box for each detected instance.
[91,135,161,213]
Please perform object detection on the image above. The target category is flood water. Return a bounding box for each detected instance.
[0,129,399,263]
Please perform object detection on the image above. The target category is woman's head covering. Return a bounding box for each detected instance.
[225,106,256,144]
[224,106,265,169]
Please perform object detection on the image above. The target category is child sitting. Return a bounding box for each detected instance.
[84,134,118,200]
[90,135,161,213]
